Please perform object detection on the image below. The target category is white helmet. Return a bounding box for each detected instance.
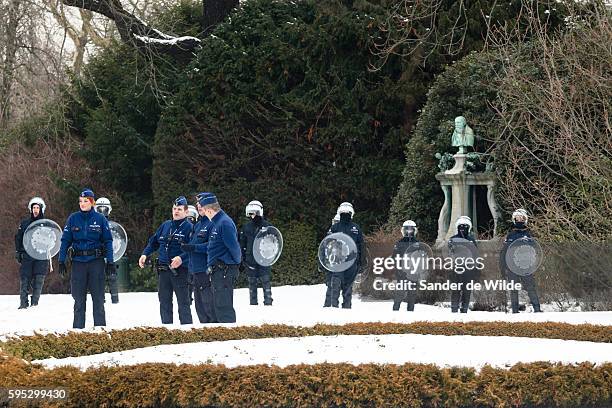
[336,202,354,218]
[94,197,112,217]
[455,215,472,231]
[28,197,46,214]
[187,205,198,220]
[246,200,263,217]
[401,220,418,237]
[512,208,529,224]
[332,213,340,225]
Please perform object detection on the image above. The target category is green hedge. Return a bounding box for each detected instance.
[0,356,610,407]
[4,322,611,361]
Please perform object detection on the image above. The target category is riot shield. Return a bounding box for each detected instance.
[252,226,283,267]
[23,219,62,260]
[318,232,358,273]
[446,237,479,275]
[397,241,433,281]
[504,237,543,276]
[108,220,128,261]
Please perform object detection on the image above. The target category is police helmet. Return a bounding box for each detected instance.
[246,200,263,217]
[187,205,198,221]
[455,215,472,232]
[512,208,529,224]
[336,202,355,218]
[401,220,418,237]
[28,197,46,214]
[94,197,112,217]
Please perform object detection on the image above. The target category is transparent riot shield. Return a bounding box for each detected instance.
[397,241,433,281]
[252,226,283,267]
[445,237,479,275]
[108,220,128,261]
[318,232,358,273]
[504,237,543,276]
[23,219,62,260]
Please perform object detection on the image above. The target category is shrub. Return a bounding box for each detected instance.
[4,321,610,361]
[0,356,610,407]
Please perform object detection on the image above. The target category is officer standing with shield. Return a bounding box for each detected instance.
[199,194,241,323]
[58,189,114,329]
[15,197,49,309]
[392,220,421,312]
[94,197,120,304]
[139,196,193,325]
[323,202,365,309]
[448,216,479,313]
[501,209,542,313]
[240,200,274,306]
[180,193,214,323]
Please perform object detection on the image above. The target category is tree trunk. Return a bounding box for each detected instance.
[0,0,20,129]
[202,0,239,35]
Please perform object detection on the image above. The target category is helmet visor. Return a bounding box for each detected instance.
[97,206,110,217]
[401,226,416,237]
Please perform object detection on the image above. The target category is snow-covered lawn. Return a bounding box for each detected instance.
[34,333,612,371]
[2,284,611,371]
[1,285,610,337]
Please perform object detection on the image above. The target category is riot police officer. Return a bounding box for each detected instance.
[448,216,479,313]
[180,193,215,323]
[323,202,365,309]
[15,197,49,309]
[501,209,542,313]
[199,194,241,323]
[392,220,419,312]
[240,200,273,306]
[58,189,114,329]
[94,197,119,304]
[139,196,193,325]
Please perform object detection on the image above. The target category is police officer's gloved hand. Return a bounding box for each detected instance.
[15,251,22,264]
[181,243,195,252]
[58,262,67,278]
[105,262,117,278]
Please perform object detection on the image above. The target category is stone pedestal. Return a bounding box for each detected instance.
[435,167,499,247]
[445,153,467,175]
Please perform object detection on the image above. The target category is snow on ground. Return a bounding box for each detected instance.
[1,285,611,338]
[35,333,612,371]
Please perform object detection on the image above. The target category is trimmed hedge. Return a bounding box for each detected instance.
[0,355,610,407]
[4,322,611,361]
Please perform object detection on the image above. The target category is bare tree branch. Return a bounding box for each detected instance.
[60,0,202,58]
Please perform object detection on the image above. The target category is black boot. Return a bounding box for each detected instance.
[248,277,258,305]
[31,275,45,307]
[262,276,273,306]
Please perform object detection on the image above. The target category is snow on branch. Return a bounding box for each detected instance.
[61,0,201,56]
